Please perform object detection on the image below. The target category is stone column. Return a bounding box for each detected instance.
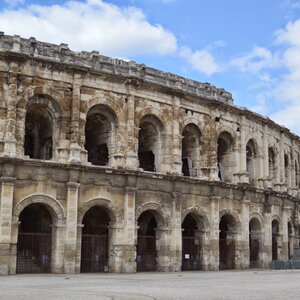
[262,125,270,188]
[0,177,15,275]
[207,116,219,181]
[64,182,80,273]
[108,222,125,273]
[234,116,248,183]
[169,192,182,272]
[263,212,272,268]
[51,221,65,273]
[209,196,220,270]
[291,139,296,192]
[4,71,18,157]
[279,133,285,184]
[125,94,138,170]
[68,74,83,163]
[171,96,182,175]
[117,186,136,273]
[160,131,174,174]
[8,220,19,274]
[15,107,26,157]
[239,198,250,268]
[274,132,285,192]
[281,207,289,260]
[195,229,210,271]
[75,224,84,273]
[155,227,172,272]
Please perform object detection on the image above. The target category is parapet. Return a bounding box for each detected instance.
[0,33,233,105]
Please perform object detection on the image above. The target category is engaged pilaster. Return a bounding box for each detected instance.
[0,177,15,275]
[64,182,80,273]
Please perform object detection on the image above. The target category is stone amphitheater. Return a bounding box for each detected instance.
[0,33,299,275]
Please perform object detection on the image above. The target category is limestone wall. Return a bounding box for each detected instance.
[0,34,299,275]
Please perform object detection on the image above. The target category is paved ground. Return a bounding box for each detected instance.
[0,270,300,300]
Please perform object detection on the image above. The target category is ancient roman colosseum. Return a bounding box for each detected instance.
[0,34,300,275]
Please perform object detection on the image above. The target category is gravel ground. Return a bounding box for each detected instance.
[0,270,300,300]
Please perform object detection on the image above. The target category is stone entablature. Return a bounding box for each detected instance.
[0,34,233,104]
[0,34,299,276]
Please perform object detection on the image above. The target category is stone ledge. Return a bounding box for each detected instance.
[0,34,233,105]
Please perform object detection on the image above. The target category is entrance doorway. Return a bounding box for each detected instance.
[80,206,110,272]
[272,220,279,261]
[181,213,202,270]
[219,214,236,270]
[249,217,262,268]
[16,203,52,273]
[136,211,157,272]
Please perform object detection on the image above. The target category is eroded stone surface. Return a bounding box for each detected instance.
[0,34,299,275]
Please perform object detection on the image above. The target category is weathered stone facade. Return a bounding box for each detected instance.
[0,34,299,275]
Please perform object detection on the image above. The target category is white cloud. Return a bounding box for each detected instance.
[269,18,300,134]
[0,0,177,57]
[276,19,300,46]
[230,46,281,74]
[180,46,221,76]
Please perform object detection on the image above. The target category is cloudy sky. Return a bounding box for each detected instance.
[0,0,300,135]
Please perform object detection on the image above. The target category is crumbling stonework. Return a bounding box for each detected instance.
[0,34,299,275]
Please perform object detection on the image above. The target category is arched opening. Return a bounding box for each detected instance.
[219,214,236,270]
[246,139,258,185]
[288,221,293,259]
[295,159,299,188]
[217,131,234,182]
[181,213,203,270]
[138,115,163,172]
[16,203,52,273]
[284,153,290,187]
[268,147,277,185]
[181,124,201,177]
[272,220,280,261]
[81,206,110,272]
[24,103,53,160]
[136,211,157,272]
[249,217,262,268]
[85,105,116,166]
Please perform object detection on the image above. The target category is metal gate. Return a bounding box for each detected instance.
[250,239,260,268]
[16,232,51,273]
[219,238,235,270]
[272,237,278,260]
[136,235,156,272]
[81,234,108,272]
[182,236,201,270]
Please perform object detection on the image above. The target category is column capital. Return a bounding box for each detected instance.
[67,182,80,190]
[0,176,16,185]
[124,186,137,194]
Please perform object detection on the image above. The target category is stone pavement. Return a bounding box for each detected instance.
[0,270,300,300]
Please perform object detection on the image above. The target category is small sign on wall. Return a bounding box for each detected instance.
[185,254,190,259]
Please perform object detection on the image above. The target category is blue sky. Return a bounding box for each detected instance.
[1,0,300,134]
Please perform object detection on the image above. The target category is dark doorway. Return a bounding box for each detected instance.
[181,214,202,270]
[217,132,234,182]
[272,220,279,261]
[81,206,110,272]
[138,116,162,172]
[288,222,292,260]
[219,215,235,270]
[24,105,53,160]
[249,218,261,268]
[181,124,201,177]
[136,211,157,272]
[17,203,52,273]
[85,105,115,166]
